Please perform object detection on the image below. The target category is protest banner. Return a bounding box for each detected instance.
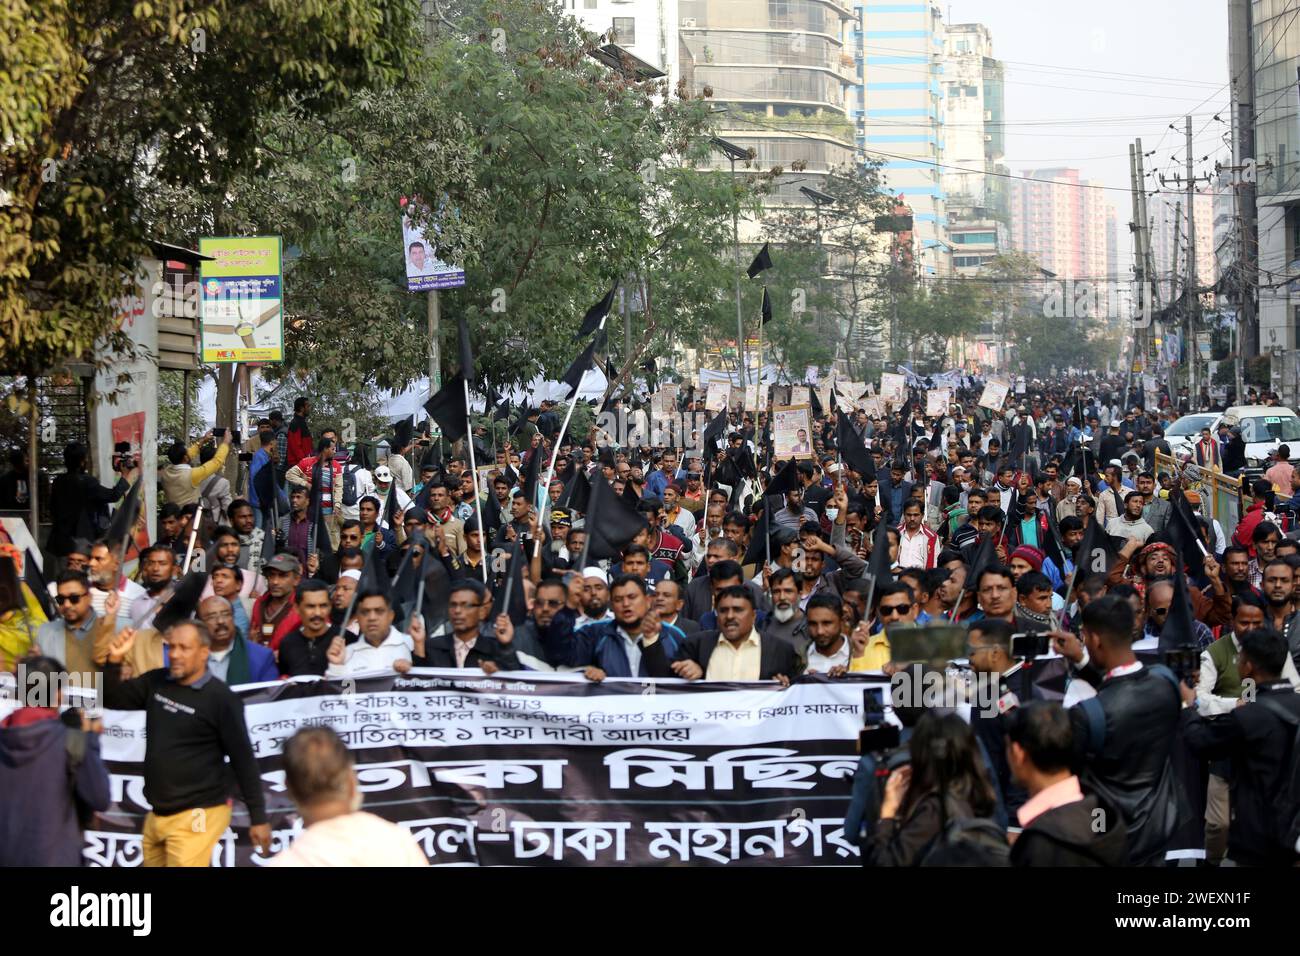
[74,671,872,867]
[978,379,1011,411]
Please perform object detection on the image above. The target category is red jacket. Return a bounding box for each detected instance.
[251,593,300,652]
[896,521,939,569]
[287,416,314,471]
[1233,501,1267,553]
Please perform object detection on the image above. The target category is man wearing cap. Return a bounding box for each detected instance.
[250,554,302,652]
[372,466,413,531]
[1055,476,1085,522]
[575,567,614,629]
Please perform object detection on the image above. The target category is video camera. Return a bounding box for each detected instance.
[1162,645,1200,685]
[111,441,136,472]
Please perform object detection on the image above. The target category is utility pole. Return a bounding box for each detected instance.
[1135,139,1160,393]
[1185,116,1199,405]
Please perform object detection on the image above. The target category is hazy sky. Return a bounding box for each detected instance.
[946,0,1233,261]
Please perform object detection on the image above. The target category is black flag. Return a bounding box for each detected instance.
[1159,555,1199,654]
[578,283,617,339]
[702,406,728,455]
[866,518,894,590]
[584,472,646,561]
[747,242,772,279]
[490,535,529,627]
[312,505,339,583]
[457,313,475,378]
[423,371,468,442]
[836,411,875,480]
[519,444,542,509]
[562,330,606,399]
[357,537,392,599]
[154,571,208,632]
[760,286,773,325]
[106,479,142,560]
[1167,489,1207,578]
[23,550,55,621]
[763,459,801,499]
[742,499,773,568]
[562,466,591,514]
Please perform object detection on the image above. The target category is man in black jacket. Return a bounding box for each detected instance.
[103,620,271,866]
[1051,595,1187,865]
[46,442,131,560]
[411,579,519,673]
[1182,628,1300,866]
[1006,700,1128,866]
[670,585,800,682]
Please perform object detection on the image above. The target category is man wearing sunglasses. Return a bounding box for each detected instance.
[1141,579,1214,650]
[34,571,101,679]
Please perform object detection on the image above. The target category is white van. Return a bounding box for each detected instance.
[1165,406,1300,474]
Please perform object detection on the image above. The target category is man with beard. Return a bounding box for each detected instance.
[763,568,807,654]
[330,569,360,635]
[772,485,818,532]
[575,567,614,629]
[130,545,178,630]
[197,596,278,684]
[1140,579,1215,649]
[88,540,146,631]
[1220,545,1258,600]
[803,593,850,673]
[538,574,683,680]
[278,580,338,677]
[250,553,301,652]
[1106,540,1231,626]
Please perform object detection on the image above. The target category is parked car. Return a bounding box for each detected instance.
[1166,406,1300,480]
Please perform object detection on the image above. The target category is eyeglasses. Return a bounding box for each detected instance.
[55,593,88,605]
[878,603,912,618]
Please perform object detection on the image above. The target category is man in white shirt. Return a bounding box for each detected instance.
[804,594,850,673]
[88,539,145,630]
[270,726,428,867]
[326,590,412,677]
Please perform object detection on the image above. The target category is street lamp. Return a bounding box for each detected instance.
[711,135,750,385]
[799,185,835,362]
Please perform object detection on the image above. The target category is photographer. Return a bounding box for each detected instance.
[161,430,232,510]
[1005,700,1128,866]
[865,709,1006,866]
[1050,594,1187,865]
[47,442,133,563]
[966,618,1030,818]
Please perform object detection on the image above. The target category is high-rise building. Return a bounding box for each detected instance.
[677,0,858,215]
[565,0,682,86]
[942,23,1008,277]
[1009,168,1114,283]
[852,0,949,277]
[1146,188,1217,305]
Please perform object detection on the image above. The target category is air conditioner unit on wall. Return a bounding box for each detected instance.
[680,17,696,27]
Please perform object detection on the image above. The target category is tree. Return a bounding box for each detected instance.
[1,0,421,377]
[759,161,898,381]
[893,280,987,370]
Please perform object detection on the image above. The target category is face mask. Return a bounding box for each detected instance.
[772,605,796,624]
[825,507,839,523]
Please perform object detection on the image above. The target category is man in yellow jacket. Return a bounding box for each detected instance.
[847,580,920,672]
[160,430,232,507]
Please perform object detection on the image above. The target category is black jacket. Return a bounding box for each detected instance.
[682,576,769,622]
[1010,790,1129,866]
[667,616,701,636]
[416,632,520,671]
[1069,664,1186,865]
[1183,681,1300,866]
[674,629,802,680]
[47,471,127,556]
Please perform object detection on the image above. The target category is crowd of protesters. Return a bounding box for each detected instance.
[3,370,1300,868]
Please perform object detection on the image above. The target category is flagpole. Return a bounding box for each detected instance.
[541,314,608,507]
[181,506,203,576]
[463,377,489,585]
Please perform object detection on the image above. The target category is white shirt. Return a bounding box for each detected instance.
[1196,634,1300,715]
[617,626,658,676]
[664,507,696,540]
[269,812,428,867]
[1105,515,1153,546]
[326,626,412,677]
[806,637,850,673]
[897,527,931,570]
[208,644,234,682]
[91,578,146,631]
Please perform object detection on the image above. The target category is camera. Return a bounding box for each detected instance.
[1162,646,1200,685]
[111,441,135,472]
[859,687,901,754]
[1010,632,1051,659]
